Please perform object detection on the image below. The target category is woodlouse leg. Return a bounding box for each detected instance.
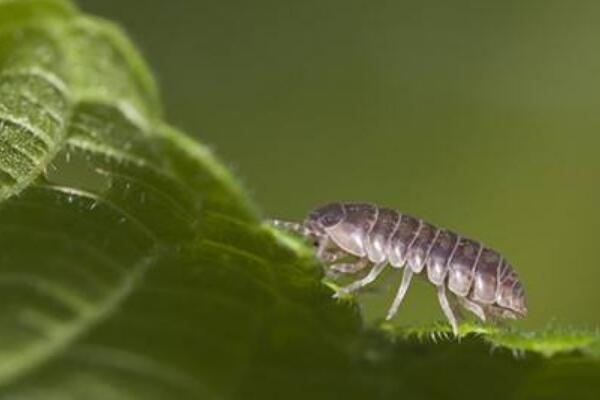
[316,236,330,259]
[326,260,369,278]
[457,297,486,322]
[385,267,414,321]
[437,284,460,335]
[332,260,386,298]
[321,250,347,263]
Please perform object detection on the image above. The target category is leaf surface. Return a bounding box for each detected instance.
[0,1,597,399]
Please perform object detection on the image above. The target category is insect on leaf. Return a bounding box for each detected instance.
[0,1,597,399]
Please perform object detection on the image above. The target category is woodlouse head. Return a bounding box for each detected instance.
[305,202,345,234]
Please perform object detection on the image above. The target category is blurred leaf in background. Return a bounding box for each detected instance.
[0,0,598,399]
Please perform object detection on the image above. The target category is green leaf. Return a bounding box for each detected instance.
[0,1,598,399]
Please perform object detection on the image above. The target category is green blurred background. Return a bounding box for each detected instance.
[78,0,600,330]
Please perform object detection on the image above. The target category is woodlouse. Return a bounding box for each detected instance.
[271,202,527,334]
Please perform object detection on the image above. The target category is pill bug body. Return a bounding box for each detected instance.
[273,202,527,334]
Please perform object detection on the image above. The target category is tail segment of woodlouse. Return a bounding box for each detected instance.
[271,202,528,335]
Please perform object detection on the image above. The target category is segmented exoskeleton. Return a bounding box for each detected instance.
[271,202,527,334]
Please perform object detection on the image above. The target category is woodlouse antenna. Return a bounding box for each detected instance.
[269,219,314,238]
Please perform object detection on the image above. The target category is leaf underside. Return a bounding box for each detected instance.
[0,1,597,399]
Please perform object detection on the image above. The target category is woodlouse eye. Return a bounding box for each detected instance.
[310,203,344,228]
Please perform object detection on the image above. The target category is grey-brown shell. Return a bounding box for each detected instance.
[307,202,527,318]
